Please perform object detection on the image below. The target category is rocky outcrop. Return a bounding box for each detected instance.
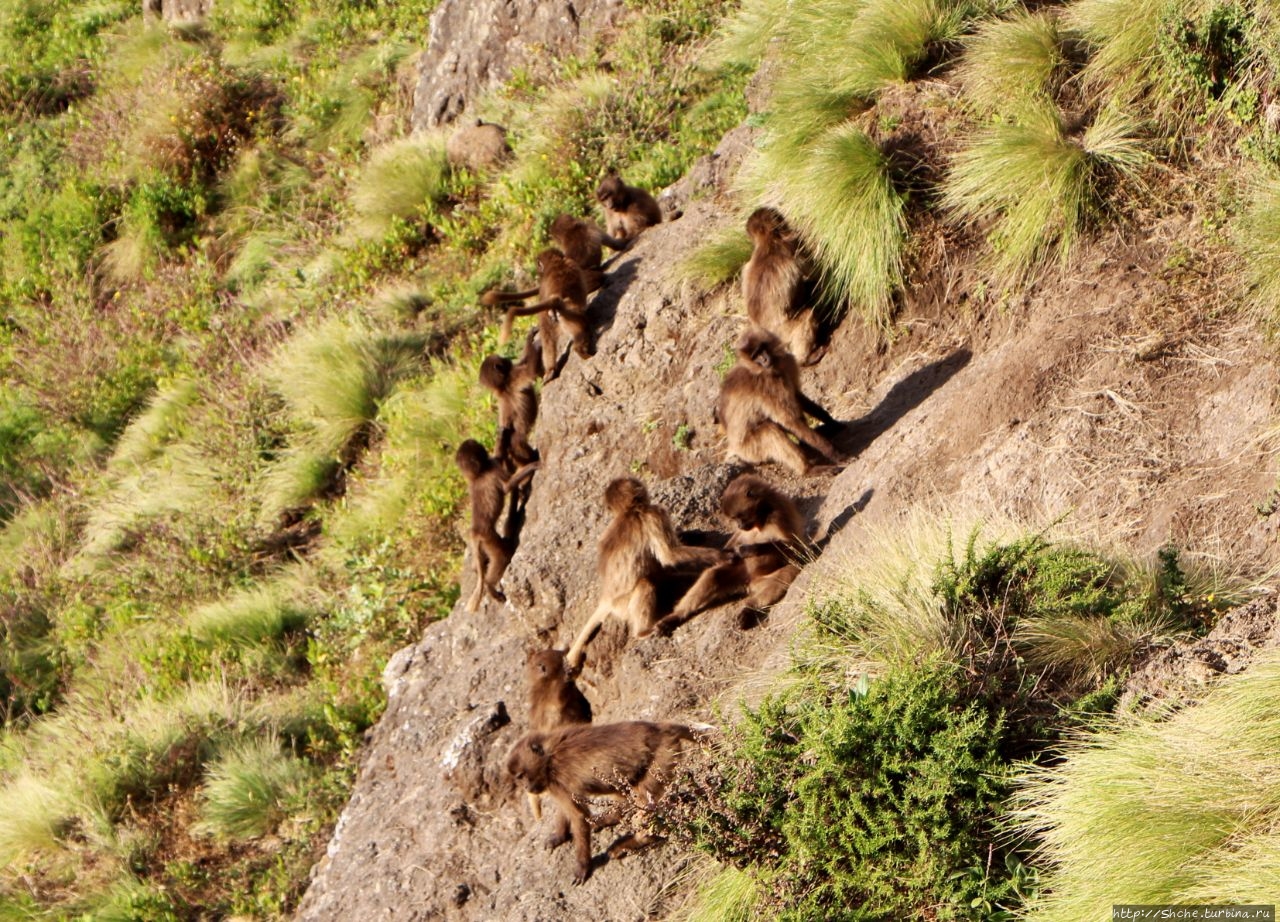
[411,0,624,130]
[143,0,212,22]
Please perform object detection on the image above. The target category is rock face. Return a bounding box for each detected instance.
[143,0,212,22]
[411,0,624,129]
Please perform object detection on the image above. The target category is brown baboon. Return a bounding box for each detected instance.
[655,474,807,636]
[523,647,593,820]
[743,206,823,365]
[596,174,663,243]
[455,440,540,613]
[565,478,725,671]
[549,213,629,292]
[717,329,841,476]
[479,328,543,466]
[481,248,592,381]
[506,720,694,884]
[446,119,512,172]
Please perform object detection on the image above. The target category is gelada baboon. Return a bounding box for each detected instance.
[481,248,592,382]
[455,440,540,613]
[523,648,593,820]
[655,474,806,636]
[445,118,512,172]
[565,478,724,672]
[479,328,543,466]
[549,213,629,293]
[596,174,663,243]
[506,720,694,884]
[717,329,841,476]
[743,206,823,366]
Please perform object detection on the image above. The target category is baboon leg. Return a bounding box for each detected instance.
[560,310,594,358]
[605,831,664,862]
[783,411,838,463]
[744,423,810,476]
[591,805,623,830]
[566,601,612,672]
[546,806,572,850]
[744,563,799,610]
[466,541,489,613]
[656,560,749,636]
[626,580,662,638]
[478,532,511,603]
[540,315,563,381]
[549,789,594,884]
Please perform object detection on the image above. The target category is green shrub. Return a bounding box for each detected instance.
[683,661,1014,921]
[957,8,1065,117]
[350,136,452,241]
[187,582,312,647]
[195,735,314,839]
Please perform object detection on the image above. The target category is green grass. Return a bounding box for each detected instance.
[676,223,752,293]
[957,8,1065,117]
[1234,177,1280,324]
[943,100,1148,281]
[107,378,197,471]
[195,735,314,840]
[1015,651,1280,919]
[681,865,761,922]
[350,135,452,241]
[187,580,312,647]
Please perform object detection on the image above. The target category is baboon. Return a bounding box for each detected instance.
[524,648,593,820]
[479,328,543,466]
[596,174,663,243]
[717,329,841,476]
[506,720,694,884]
[743,206,823,365]
[455,440,540,613]
[481,248,593,381]
[446,119,512,172]
[549,213,629,292]
[565,478,725,671]
[655,474,806,636]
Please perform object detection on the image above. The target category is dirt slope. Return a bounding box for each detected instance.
[296,92,1280,917]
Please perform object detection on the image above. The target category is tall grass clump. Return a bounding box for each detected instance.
[107,378,198,472]
[187,580,313,647]
[712,0,790,68]
[957,8,1065,117]
[1015,652,1280,919]
[943,101,1148,281]
[1234,176,1280,324]
[0,773,70,866]
[768,123,906,327]
[1064,0,1167,101]
[350,135,451,241]
[676,224,753,293]
[195,735,313,840]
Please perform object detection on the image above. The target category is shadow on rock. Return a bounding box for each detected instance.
[816,487,874,550]
[588,255,641,341]
[837,346,972,457]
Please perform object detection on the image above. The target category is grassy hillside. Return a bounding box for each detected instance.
[0,0,744,916]
[4,0,1280,919]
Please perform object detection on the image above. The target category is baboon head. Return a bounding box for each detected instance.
[506,733,551,793]
[479,355,512,391]
[721,474,770,530]
[604,477,647,515]
[455,439,489,477]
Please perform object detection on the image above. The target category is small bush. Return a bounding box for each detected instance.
[350,136,452,241]
[195,735,314,840]
[188,582,312,647]
[957,8,1066,117]
[677,224,753,293]
[680,661,1013,920]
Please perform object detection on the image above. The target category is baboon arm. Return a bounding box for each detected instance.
[644,514,722,570]
[527,791,544,821]
[465,540,487,613]
[799,391,838,428]
[658,559,749,634]
[600,232,631,252]
[503,461,541,493]
[506,297,564,319]
[482,286,540,305]
[547,789,593,884]
[566,601,611,672]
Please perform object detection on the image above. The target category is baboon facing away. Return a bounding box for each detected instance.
[565,477,724,672]
[743,206,823,365]
[479,328,543,466]
[717,329,841,476]
[506,720,694,884]
[549,213,629,293]
[455,440,539,613]
[481,248,593,381]
[655,474,806,636]
[523,647,593,820]
[596,174,663,243]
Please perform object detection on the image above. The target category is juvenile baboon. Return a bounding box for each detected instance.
[549,213,629,292]
[481,248,593,381]
[455,440,540,613]
[479,328,543,466]
[506,720,694,884]
[523,647,593,820]
[446,118,512,172]
[717,329,841,476]
[596,174,663,243]
[655,474,806,636]
[565,478,725,671]
[743,206,823,365]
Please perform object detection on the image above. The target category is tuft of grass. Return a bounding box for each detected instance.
[711,0,789,68]
[1015,651,1280,919]
[1234,177,1280,324]
[676,224,753,293]
[187,581,312,647]
[0,773,70,866]
[769,122,906,327]
[943,100,1148,281]
[681,865,761,922]
[195,735,314,840]
[108,378,198,472]
[957,8,1066,117]
[350,136,452,241]
[1064,0,1167,106]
